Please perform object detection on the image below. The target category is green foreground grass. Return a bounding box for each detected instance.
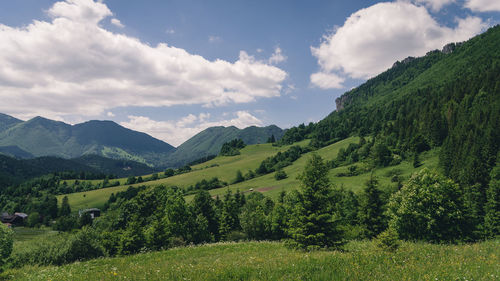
[60,137,440,210]
[3,240,498,281]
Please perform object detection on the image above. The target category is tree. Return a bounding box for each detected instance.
[126,175,136,185]
[79,212,93,228]
[164,168,175,178]
[163,189,195,243]
[387,169,464,242]
[267,135,276,143]
[240,193,270,240]
[233,170,244,184]
[219,190,241,239]
[372,143,392,167]
[59,196,71,217]
[0,223,13,268]
[286,154,344,250]
[274,169,287,180]
[358,176,386,238]
[192,190,219,240]
[27,212,40,227]
[484,161,500,238]
[118,220,145,255]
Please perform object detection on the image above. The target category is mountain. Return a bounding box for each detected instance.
[281,25,500,190]
[72,154,157,177]
[164,125,284,168]
[0,154,97,189]
[0,146,34,159]
[0,113,22,132]
[0,116,175,167]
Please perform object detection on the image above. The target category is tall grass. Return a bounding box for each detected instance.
[2,240,498,280]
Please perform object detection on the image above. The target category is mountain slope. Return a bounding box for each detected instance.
[0,154,97,189]
[72,154,157,177]
[164,125,284,167]
[0,116,175,167]
[0,113,22,132]
[280,25,500,198]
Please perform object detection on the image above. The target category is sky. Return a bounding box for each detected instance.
[0,0,499,146]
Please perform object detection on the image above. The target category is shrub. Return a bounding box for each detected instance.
[387,168,464,243]
[274,169,287,180]
[376,227,400,252]
[0,223,13,270]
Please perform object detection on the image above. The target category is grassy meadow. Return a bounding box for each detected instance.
[2,240,498,281]
[60,136,439,210]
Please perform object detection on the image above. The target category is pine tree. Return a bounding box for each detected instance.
[286,154,343,250]
[192,190,219,240]
[59,196,71,217]
[233,170,244,184]
[358,175,386,238]
[484,161,500,238]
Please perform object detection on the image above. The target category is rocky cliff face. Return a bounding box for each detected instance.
[335,94,352,111]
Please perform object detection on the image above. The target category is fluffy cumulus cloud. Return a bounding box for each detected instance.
[465,0,500,12]
[310,72,345,89]
[120,111,263,146]
[0,0,286,120]
[310,1,486,88]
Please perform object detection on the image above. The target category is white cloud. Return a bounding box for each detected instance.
[413,0,455,11]
[0,0,286,120]
[310,72,345,89]
[110,18,124,28]
[165,28,175,34]
[465,0,500,12]
[120,111,263,146]
[268,47,287,64]
[310,2,486,89]
[106,111,115,117]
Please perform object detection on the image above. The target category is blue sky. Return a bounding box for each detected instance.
[0,0,499,146]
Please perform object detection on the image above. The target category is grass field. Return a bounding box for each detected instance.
[59,137,439,210]
[2,240,498,280]
[11,227,57,242]
[58,140,309,211]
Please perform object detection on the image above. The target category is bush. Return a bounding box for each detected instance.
[8,227,105,267]
[376,227,400,252]
[0,223,13,269]
[274,169,287,180]
[387,169,464,243]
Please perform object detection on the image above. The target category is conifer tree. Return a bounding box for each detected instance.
[192,190,219,240]
[59,196,71,217]
[484,160,500,238]
[358,175,386,238]
[287,154,343,250]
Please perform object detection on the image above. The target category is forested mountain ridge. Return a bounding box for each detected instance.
[161,125,284,168]
[0,116,175,167]
[278,25,500,238]
[0,153,157,190]
[281,24,500,185]
[0,114,283,168]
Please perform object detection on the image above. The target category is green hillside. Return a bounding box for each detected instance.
[59,136,438,211]
[164,125,283,168]
[281,25,500,190]
[59,140,304,211]
[0,113,22,132]
[3,240,498,281]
